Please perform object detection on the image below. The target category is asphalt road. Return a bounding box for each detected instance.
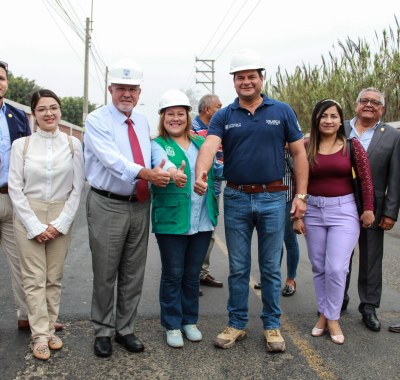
[1,183,400,379]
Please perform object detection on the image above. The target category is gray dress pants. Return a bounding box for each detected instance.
[87,188,150,337]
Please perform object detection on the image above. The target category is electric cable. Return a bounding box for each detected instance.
[215,0,262,60]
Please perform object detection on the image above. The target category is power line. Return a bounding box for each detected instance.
[206,0,249,59]
[215,0,262,60]
[42,0,104,91]
[199,0,238,58]
[42,0,84,64]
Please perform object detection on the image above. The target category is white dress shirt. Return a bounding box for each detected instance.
[84,102,174,196]
[8,128,86,239]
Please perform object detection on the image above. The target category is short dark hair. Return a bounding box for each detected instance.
[233,69,263,79]
[31,89,61,113]
[0,62,8,79]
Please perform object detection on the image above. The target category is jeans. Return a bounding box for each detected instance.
[224,186,286,330]
[156,231,213,330]
[280,200,300,279]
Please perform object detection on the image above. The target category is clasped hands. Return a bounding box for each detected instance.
[35,225,60,243]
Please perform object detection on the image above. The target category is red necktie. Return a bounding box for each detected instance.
[125,118,149,203]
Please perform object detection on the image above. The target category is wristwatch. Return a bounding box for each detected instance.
[295,194,309,202]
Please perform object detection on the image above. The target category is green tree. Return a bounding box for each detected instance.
[263,18,400,133]
[6,71,43,106]
[60,96,98,126]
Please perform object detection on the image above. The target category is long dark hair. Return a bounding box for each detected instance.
[306,99,346,166]
[31,89,61,114]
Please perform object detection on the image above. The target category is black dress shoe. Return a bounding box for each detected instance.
[282,281,296,297]
[199,289,203,296]
[388,322,400,333]
[200,275,223,287]
[254,282,261,290]
[362,313,381,331]
[94,337,112,357]
[115,332,144,352]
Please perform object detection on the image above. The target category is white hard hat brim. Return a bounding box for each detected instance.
[229,65,266,74]
[109,78,144,85]
[158,105,192,115]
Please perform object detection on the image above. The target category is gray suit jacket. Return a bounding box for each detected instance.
[344,120,400,225]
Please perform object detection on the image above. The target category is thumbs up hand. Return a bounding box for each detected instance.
[174,160,188,188]
[194,171,208,196]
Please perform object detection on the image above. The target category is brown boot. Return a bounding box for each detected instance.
[215,326,246,349]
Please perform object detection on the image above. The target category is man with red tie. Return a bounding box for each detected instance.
[84,59,175,357]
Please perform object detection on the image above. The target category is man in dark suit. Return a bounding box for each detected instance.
[0,61,62,331]
[343,87,400,331]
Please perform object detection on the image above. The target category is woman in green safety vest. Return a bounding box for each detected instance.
[151,89,224,348]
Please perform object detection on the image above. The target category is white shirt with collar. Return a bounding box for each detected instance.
[84,102,174,196]
[0,102,11,187]
[8,128,86,239]
[349,117,380,151]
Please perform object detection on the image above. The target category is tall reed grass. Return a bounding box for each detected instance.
[263,18,400,132]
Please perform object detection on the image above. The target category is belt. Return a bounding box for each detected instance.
[91,187,138,202]
[308,194,355,207]
[0,185,8,194]
[226,180,289,193]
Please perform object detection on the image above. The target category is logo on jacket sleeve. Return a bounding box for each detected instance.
[166,146,175,156]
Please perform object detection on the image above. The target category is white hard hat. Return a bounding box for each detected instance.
[229,48,265,74]
[158,89,192,114]
[109,58,144,85]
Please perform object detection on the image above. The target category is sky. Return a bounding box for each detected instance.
[3,0,399,135]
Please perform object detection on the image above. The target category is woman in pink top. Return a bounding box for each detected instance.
[294,99,374,344]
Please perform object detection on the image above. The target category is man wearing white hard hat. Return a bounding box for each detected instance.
[84,58,175,357]
[195,49,309,352]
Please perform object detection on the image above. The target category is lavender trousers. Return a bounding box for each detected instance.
[303,194,360,320]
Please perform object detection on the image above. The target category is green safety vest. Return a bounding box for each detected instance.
[151,135,219,234]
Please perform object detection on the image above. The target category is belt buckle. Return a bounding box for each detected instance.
[317,196,325,207]
[128,195,134,201]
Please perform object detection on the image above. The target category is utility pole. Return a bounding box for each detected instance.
[82,17,91,126]
[104,66,108,105]
[195,58,215,94]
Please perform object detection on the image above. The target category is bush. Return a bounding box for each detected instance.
[263,17,400,132]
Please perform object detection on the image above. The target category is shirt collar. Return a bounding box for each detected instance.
[37,127,60,138]
[350,116,380,131]
[108,101,135,125]
[194,115,208,129]
[231,93,274,110]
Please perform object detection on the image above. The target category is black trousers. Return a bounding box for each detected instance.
[343,227,385,314]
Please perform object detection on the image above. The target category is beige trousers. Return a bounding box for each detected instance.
[0,194,28,320]
[13,199,73,342]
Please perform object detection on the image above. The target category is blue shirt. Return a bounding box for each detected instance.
[349,117,380,151]
[207,94,303,184]
[191,115,222,196]
[84,102,174,196]
[0,102,11,187]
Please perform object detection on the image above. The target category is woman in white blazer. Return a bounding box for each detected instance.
[8,89,85,360]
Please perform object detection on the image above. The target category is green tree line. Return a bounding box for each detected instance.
[6,72,98,126]
[263,18,400,133]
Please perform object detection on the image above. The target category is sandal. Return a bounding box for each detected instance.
[33,342,50,360]
[49,335,63,350]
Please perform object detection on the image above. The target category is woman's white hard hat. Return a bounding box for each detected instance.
[158,89,192,114]
[108,58,144,85]
[229,48,265,74]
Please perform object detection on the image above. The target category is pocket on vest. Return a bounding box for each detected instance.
[155,199,179,224]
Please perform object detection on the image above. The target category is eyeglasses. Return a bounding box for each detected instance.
[112,86,140,94]
[34,105,61,116]
[358,98,382,108]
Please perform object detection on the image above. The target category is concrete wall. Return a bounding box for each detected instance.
[4,98,83,140]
